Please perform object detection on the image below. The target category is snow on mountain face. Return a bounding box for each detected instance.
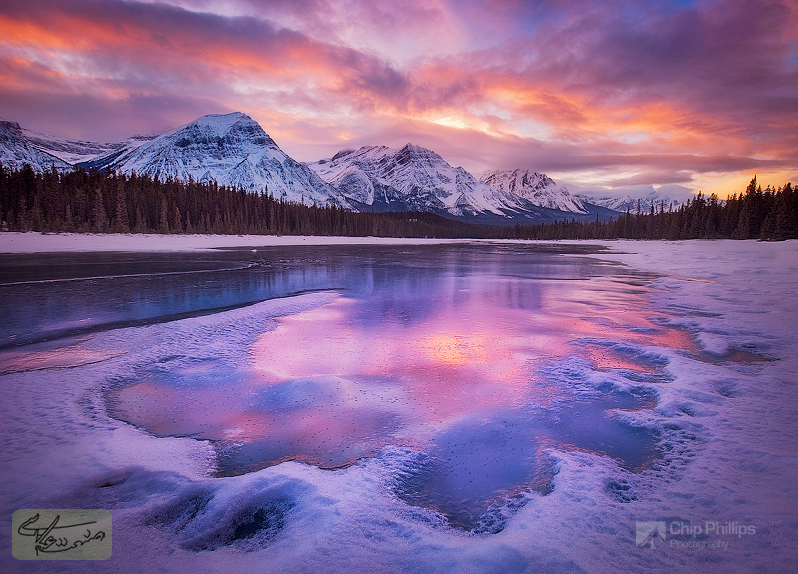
[479,169,587,214]
[0,120,73,172]
[2,112,671,220]
[21,128,128,164]
[309,144,518,217]
[310,146,598,219]
[96,112,347,207]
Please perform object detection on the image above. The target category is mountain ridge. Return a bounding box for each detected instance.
[0,120,74,173]
[480,169,587,214]
[1,112,625,222]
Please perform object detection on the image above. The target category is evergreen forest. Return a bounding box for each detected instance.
[1,163,796,241]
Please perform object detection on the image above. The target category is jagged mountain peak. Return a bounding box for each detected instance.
[480,168,587,214]
[398,142,429,153]
[154,112,279,152]
[309,143,595,218]
[0,113,631,221]
[310,144,517,217]
[0,119,23,134]
[578,193,680,213]
[481,168,556,188]
[177,111,264,136]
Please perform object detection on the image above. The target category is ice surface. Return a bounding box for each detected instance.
[0,231,460,254]
[1,239,796,573]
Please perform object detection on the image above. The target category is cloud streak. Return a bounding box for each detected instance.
[0,0,795,198]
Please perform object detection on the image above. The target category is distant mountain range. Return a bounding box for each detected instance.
[307,145,601,221]
[0,112,628,223]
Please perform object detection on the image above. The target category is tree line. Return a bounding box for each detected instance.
[1,163,795,241]
[511,177,797,241]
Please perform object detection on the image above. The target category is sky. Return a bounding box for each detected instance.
[0,0,796,200]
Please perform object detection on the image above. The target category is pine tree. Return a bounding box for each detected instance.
[172,204,183,233]
[114,177,129,233]
[159,197,170,234]
[93,188,107,232]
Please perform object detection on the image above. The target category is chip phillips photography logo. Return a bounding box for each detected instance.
[636,519,756,551]
[636,521,667,548]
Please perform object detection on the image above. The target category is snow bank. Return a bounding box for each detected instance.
[0,232,464,253]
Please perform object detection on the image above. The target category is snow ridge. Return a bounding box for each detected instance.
[21,128,128,165]
[0,120,73,172]
[310,147,595,218]
[1,112,645,219]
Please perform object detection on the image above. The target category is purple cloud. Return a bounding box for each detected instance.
[0,0,794,194]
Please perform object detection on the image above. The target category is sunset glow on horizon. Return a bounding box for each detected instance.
[1,0,796,201]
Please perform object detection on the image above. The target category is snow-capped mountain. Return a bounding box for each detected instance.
[308,144,503,216]
[309,145,597,220]
[87,112,347,207]
[0,120,73,172]
[21,128,131,165]
[479,169,587,214]
[1,118,154,172]
[0,112,638,222]
[309,144,580,219]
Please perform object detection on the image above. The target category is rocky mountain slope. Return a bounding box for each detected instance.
[308,145,592,220]
[0,120,73,172]
[308,144,512,216]
[577,194,681,213]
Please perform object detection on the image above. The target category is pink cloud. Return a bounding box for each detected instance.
[0,0,795,193]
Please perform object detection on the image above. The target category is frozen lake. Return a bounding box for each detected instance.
[1,238,796,572]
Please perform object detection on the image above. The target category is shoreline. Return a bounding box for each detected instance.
[1,231,794,259]
[0,231,478,253]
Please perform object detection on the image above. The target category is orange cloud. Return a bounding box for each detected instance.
[0,0,795,195]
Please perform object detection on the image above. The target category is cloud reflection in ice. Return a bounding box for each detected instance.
[108,246,678,529]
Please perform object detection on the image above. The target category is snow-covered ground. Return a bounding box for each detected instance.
[1,235,796,573]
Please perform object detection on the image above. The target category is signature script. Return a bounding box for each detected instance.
[17,513,106,556]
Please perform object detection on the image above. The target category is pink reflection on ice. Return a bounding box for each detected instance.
[250,292,568,427]
[110,272,682,478]
[251,277,687,422]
